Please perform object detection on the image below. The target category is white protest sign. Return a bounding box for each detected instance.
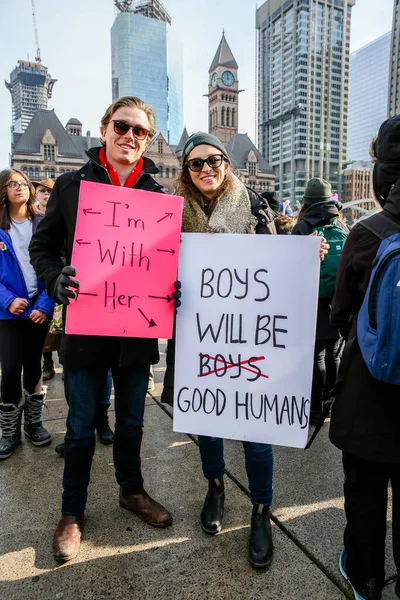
[173,233,321,449]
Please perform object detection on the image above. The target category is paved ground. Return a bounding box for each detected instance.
[0,341,398,600]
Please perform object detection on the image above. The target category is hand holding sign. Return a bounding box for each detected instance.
[54,266,80,305]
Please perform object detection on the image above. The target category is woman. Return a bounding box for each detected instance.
[0,169,54,459]
[329,115,400,600]
[292,178,348,424]
[164,133,328,568]
[174,131,276,569]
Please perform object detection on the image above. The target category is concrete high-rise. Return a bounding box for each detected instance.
[389,0,400,117]
[347,33,391,163]
[256,0,355,204]
[111,0,183,145]
[5,60,56,134]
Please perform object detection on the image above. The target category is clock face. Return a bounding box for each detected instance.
[222,70,234,86]
[211,73,218,88]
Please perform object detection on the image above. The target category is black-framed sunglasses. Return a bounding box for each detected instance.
[186,154,226,173]
[110,120,149,140]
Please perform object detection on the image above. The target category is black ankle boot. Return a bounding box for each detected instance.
[96,405,114,445]
[248,504,273,570]
[201,477,225,534]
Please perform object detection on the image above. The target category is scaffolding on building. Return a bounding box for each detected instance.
[114,0,171,23]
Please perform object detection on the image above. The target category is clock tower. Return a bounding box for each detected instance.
[208,32,239,145]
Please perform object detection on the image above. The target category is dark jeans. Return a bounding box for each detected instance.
[62,363,150,515]
[198,436,274,506]
[311,337,342,410]
[343,452,400,583]
[0,313,49,404]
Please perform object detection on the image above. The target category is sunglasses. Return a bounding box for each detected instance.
[186,154,226,172]
[110,120,149,140]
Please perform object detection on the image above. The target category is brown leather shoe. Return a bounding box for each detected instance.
[52,515,83,563]
[119,488,172,528]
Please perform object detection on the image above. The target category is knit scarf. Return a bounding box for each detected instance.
[182,173,257,234]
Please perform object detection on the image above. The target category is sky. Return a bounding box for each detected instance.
[0,0,395,166]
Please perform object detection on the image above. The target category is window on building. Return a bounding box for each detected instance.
[29,167,33,178]
[226,107,231,127]
[248,162,256,176]
[158,140,163,154]
[165,168,170,178]
[45,168,50,178]
[43,144,55,161]
[34,168,39,178]
[221,107,225,126]
[22,167,28,175]
[60,169,65,174]
[231,109,235,128]
[172,168,176,178]
[50,168,55,178]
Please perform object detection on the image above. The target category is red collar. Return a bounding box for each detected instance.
[98,147,144,188]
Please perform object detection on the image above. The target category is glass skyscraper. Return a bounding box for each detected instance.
[347,33,391,163]
[111,0,183,145]
[256,0,355,204]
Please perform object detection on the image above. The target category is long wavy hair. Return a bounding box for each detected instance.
[175,160,233,215]
[0,168,36,231]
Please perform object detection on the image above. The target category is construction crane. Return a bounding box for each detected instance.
[31,0,41,63]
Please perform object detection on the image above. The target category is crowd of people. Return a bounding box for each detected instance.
[0,95,399,600]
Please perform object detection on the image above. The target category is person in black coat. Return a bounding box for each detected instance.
[329,115,400,600]
[30,96,174,564]
[292,178,348,424]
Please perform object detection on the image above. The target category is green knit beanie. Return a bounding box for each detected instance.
[181,132,230,167]
[302,178,332,205]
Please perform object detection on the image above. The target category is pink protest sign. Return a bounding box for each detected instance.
[65,180,183,339]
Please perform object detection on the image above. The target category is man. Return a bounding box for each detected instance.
[30,97,176,563]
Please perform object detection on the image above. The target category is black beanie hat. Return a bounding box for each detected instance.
[372,115,400,205]
[260,191,280,214]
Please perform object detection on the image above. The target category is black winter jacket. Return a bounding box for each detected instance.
[291,200,348,340]
[29,147,163,368]
[247,188,277,235]
[329,179,400,463]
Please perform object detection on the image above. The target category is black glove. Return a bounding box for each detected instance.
[172,280,181,312]
[54,266,80,305]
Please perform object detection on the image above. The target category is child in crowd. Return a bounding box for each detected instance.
[0,169,54,459]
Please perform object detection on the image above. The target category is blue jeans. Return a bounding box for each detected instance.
[102,370,112,406]
[198,436,274,506]
[62,363,150,515]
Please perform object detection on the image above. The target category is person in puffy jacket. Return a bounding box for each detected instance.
[0,168,54,460]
